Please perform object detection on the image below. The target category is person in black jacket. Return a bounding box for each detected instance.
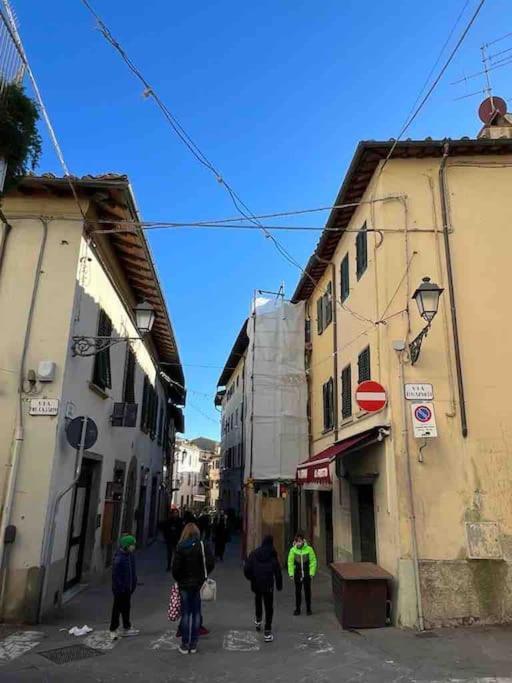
[159,508,183,571]
[109,535,138,640]
[244,535,283,643]
[172,523,215,654]
[213,512,229,561]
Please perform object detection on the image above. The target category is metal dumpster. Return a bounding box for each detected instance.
[330,562,392,629]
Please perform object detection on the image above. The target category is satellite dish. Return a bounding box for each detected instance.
[478,96,507,124]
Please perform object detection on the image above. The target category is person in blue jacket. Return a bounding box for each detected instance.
[109,534,139,640]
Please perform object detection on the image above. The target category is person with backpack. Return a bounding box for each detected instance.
[244,535,283,643]
[172,523,215,654]
[287,532,317,616]
[109,534,139,640]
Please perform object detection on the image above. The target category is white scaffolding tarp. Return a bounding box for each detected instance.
[244,298,308,481]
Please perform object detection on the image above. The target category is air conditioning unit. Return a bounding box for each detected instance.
[111,403,138,427]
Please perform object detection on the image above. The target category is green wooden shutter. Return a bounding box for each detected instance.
[356,223,368,279]
[341,254,349,302]
[92,309,112,390]
[341,365,352,419]
[358,346,371,383]
[317,297,324,335]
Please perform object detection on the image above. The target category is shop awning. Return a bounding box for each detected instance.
[297,428,385,485]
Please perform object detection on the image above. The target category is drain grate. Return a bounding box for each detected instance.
[38,644,103,665]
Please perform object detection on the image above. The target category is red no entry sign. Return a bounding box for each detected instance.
[356,380,387,413]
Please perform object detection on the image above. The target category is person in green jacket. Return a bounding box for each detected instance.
[287,532,317,615]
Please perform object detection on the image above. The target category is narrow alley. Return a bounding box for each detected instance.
[0,539,511,682]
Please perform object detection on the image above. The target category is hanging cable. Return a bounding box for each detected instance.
[380,0,487,172]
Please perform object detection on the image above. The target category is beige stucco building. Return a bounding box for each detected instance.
[0,174,185,622]
[294,123,512,628]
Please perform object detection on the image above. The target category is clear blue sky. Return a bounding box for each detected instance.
[15,0,511,440]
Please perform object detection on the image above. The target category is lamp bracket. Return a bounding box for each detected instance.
[71,336,142,357]
[408,323,431,365]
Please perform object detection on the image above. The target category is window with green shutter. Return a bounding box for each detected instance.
[123,347,136,403]
[358,346,371,383]
[316,296,324,335]
[140,375,149,432]
[325,281,333,327]
[322,377,334,431]
[92,309,112,390]
[341,364,352,419]
[356,223,368,280]
[340,253,350,302]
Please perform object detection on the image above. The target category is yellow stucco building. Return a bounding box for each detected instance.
[293,123,512,628]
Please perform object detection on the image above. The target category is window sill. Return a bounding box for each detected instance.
[88,382,109,399]
[322,427,334,436]
[340,416,354,427]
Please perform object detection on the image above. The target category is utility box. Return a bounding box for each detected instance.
[330,562,392,629]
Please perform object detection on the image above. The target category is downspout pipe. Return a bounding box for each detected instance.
[397,349,424,631]
[439,143,468,438]
[0,217,49,617]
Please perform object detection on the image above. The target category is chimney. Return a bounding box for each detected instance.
[477,96,512,139]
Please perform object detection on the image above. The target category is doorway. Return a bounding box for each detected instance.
[320,491,333,564]
[64,460,94,590]
[352,483,377,563]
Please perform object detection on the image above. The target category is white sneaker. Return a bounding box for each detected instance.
[264,631,274,643]
[120,628,140,637]
[254,620,262,632]
[109,630,119,641]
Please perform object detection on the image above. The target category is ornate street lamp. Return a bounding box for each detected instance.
[71,300,156,357]
[134,300,156,335]
[409,277,444,365]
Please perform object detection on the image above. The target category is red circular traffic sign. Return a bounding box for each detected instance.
[356,380,387,413]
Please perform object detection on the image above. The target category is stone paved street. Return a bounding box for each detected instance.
[0,540,512,682]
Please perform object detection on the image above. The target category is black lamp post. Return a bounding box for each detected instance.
[409,277,444,365]
[71,300,156,357]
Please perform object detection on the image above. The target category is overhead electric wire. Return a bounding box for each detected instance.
[483,31,512,48]
[402,0,472,127]
[381,0,487,172]
[78,0,386,330]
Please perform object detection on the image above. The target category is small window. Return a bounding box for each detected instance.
[322,378,334,432]
[340,254,350,302]
[122,347,136,403]
[341,364,352,419]
[92,309,112,390]
[358,346,371,383]
[236,375,239,388]
[356,223,368,280]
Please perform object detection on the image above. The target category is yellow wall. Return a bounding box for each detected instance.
[306,150,512,627]
[307,268,336,456]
